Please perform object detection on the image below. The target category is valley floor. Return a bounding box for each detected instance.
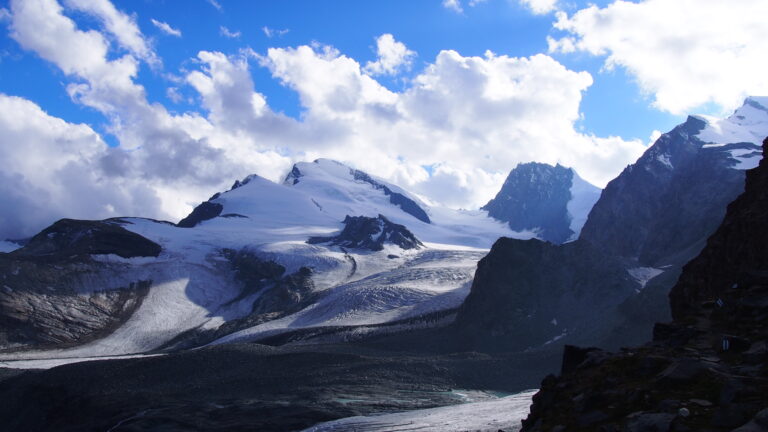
[0,342,559,432]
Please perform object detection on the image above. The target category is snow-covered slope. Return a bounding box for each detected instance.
[696,96,768,170]
[0,159,532,362]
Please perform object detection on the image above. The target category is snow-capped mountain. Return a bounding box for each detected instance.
[581,97,766,265]
[0,159,530,364]
[455,97,767,352]
[482,163,601,244]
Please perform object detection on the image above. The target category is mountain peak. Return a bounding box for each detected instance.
[483,162,600,244]
[694,96,768,147]
[284,159,431,224]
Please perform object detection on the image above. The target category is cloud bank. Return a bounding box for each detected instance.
[1,0,654,240]
[549,0,768,114]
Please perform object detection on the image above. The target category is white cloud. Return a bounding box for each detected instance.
[64,0,157,65]
[0,94,165,240]
[5,0,294,237]
[3,0,648,239]
[519,0,557,15]
[364,34,416,76]
[206,0,222,11]
[260,45,646,206]
[219,26,240,39]
[151,18,181,37]
[442,0,463,13]
[262,26,289,38]
[550,0,768,114]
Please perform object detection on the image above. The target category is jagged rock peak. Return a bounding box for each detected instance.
[307,214,423,251]
[483,162,600,244]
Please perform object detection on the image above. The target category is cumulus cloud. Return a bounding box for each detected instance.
[0,94,165,239]
[64,0,157,65]
[4,0,293,237]
[549,0,768,114]
[364,34,416,76]
[219,26,240,39]
[3,0,648,239]
[151,18,181,37]
[259,45,645,206]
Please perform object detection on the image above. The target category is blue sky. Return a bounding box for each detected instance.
[0,0,683,142]
[0,0,765,238]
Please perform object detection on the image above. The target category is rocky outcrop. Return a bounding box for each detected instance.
[0,219,162,349]
[483,163,585,244]
[520,137,768,432]
[177,201,224,228]
[0,256,151,350]
[454,238,636,352]
[159,249,316,350]
[12,218,161,259]
[308,215,423,251]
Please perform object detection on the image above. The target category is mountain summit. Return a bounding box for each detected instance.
[483,162,601,244]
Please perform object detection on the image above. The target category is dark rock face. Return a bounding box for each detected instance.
[580,116,754,266]
[12,218,161,259]
[160,250,316,350]
[0,219,160,349]
[351,169,430,224]
[177,175,265,228]
[308,215,423,252]
[457,115,760,352]
[482,162,575,244]
[454,238,636,352]
[669,137,768,321]
[177,201,223,228]
[521,138,768,432]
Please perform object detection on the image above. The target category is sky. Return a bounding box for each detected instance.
[0,0,766,239]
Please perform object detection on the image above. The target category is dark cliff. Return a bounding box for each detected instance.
[521,137,768,432]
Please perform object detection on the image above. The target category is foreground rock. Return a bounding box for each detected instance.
[521,137,768,432]
[454,238,636,352]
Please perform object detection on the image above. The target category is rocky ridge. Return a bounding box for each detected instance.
[456,100,766,352]
[520,137,768,432]
[308,214,423,251]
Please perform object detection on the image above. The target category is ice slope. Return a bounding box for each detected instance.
[1,160,532,362]
[566,171,601,241]
[211,249,486,345]
[301,389,537,432]
[697,96,768,170]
